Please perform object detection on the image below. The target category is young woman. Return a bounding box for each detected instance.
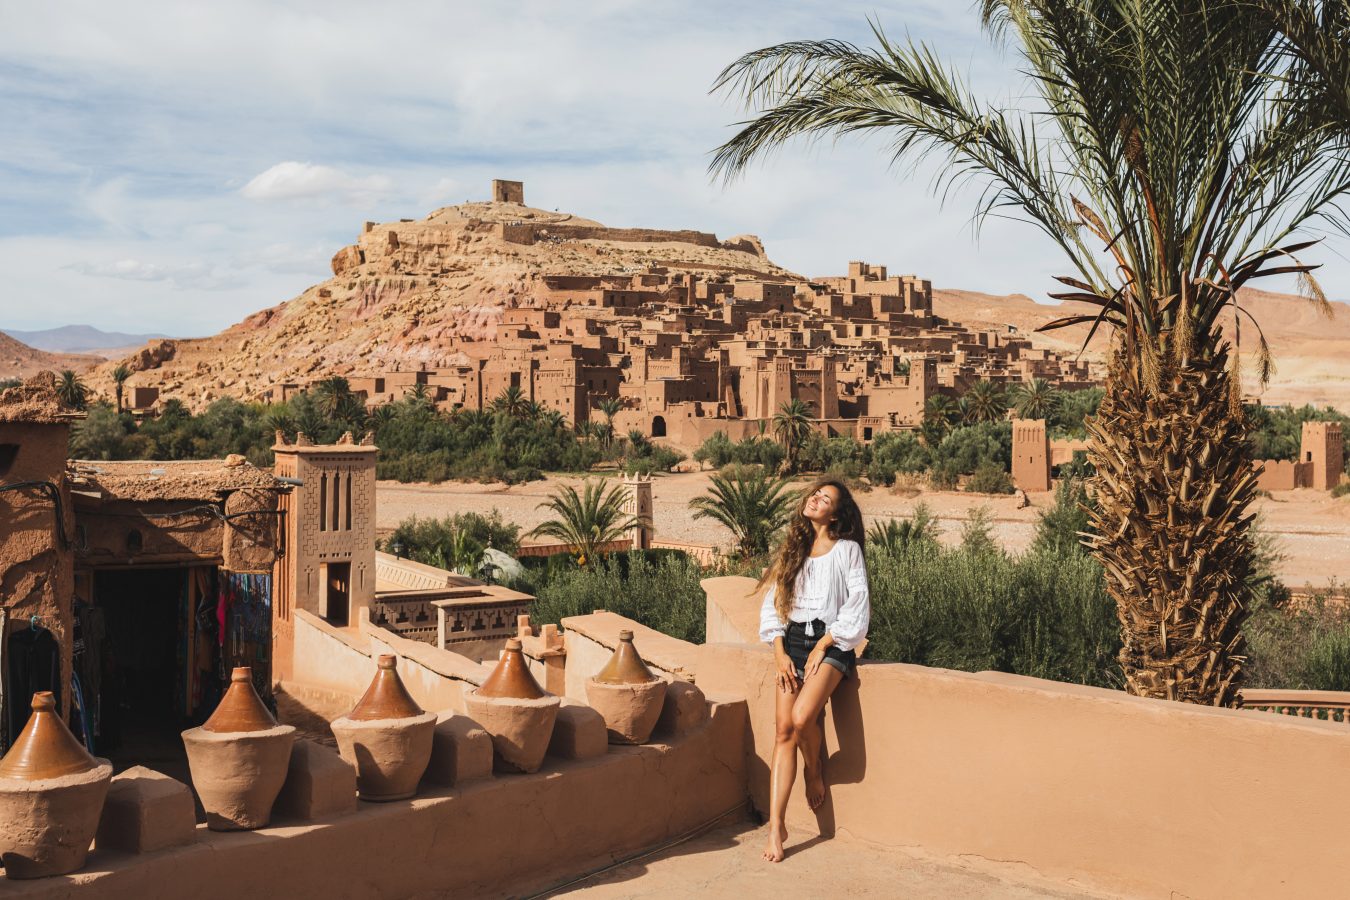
[757,478,869,863]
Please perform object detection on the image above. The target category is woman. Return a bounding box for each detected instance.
[757,478,869,863]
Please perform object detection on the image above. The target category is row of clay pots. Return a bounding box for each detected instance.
[0,630,671,878]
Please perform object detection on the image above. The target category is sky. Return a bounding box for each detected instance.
[2,0,1348,337]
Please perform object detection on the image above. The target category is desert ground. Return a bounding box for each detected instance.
[376,472,1350,590]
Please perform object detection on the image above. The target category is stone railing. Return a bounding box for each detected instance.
[516,539,631,558]
[650,539,722,568]
[1240,688,1350,723]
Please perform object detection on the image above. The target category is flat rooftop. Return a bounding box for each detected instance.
[555,821,1113,899]
[67,458,283,502]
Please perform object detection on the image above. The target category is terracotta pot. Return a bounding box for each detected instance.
[463,640,558,772]
[182,667,295,830]
[0,693,112,879]
[585,630,668,744]
[330,656,435,801]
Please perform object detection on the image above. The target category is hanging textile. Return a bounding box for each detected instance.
[219,572,273,703]
[6,625,60,747]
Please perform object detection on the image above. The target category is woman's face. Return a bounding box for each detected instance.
[802,484,842,526]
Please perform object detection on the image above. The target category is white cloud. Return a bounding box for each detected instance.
[241,161,393,205]
[64,258,242,290]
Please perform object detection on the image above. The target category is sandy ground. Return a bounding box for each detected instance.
[377,473,1350,589]
[547,819,1112,899]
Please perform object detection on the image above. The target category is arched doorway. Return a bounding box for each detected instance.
[651,415,667,437]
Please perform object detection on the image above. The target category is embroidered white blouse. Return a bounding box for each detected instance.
[758,539,870,651]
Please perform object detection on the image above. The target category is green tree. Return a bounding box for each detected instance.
[710,4,1350,704]
[963,380,1007,424]
[1010,378,1061,421]
[597,397,623,450]
[689,466,797,558]
[56,369,89,411]
[490,385,529,419]
[529,479,638,565]
[772,398,812,473]
[110,364,132,414]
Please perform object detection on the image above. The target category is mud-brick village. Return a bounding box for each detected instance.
[8,3,1350,898]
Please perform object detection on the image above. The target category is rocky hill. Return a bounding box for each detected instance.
[0,331,104,382]
[92,200,792,406]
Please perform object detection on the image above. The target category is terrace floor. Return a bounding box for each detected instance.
[547,820,1119,899]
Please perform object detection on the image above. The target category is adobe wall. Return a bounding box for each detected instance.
[289,609,485,714]
[560,611,699,700]
[698,575,1350,900]
[6,698,748,900]
[1011,418,1051,492]
[1255,458,1312,492]
[0,421,75,717]
[535,224,721,248]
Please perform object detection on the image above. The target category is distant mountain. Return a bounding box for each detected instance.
[0,332,104,381]
[1,325,173,354]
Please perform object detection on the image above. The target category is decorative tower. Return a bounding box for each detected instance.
[623,473,654,550]
[1300,421,1344,491]
[1011,418,1052,493]
[272,432,378,680]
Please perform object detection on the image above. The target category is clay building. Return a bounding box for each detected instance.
[0,375,287,762]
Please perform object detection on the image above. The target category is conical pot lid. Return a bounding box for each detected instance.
[0,692,100,780]
[348,655,424,720]
[594,629,658,684]
[202,667,279,733]
[477,638,546,699]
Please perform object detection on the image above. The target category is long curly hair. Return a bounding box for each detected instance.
[759,478,865,624]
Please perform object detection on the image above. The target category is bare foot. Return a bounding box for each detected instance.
[762,823,788,862]
[804,761,826,810]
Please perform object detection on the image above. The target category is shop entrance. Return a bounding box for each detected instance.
[92,566,216,779]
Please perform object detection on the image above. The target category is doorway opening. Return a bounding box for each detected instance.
[322,562,351,627]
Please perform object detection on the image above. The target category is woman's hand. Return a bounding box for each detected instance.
[804,645,827,679]
[774,649,799,694]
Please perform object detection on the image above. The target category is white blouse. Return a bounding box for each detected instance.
[758,539,870,652]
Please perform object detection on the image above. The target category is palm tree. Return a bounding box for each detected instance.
[1011,378,1062,421]
[597,397,623,449]
[404,383,432,409]
[529,479,639,565]
[711,5,1350,705]
[541,409,567,432]
[311,376,354,420]
[56,370,89,411]
[110,364,132,414]
[772,399,813,473]
[867,503,939,553]
[923,395,958,444]
[490,385,529,418]
[433,528,483,576]
[690,466,798,558]
[963,381,1007,424]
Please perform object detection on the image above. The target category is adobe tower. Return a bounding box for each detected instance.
[1300,421,1344,491]
[1011,418,1052,492]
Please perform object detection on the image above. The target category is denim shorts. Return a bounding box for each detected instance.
[785,619,856,680]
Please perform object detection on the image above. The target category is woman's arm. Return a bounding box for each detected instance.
[828,541,870,652]
[758,582,786,644]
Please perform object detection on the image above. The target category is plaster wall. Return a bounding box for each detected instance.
[561,612,699,701]
[6,699,748,900]
[698,575,1350,900]
[289,610,485,715]
[0,421,74,717]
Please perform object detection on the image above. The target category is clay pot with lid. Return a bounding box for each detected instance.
[0,692,113,879]
[182,667,295,830]
[463,638,560,773]
[330,655,436,801]
[585,629,668,744]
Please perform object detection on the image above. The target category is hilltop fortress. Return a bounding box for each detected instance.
[111,180,1095,442]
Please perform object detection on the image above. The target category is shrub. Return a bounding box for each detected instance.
[384,511,522,561]
[1032,479,1094,556]
[964,462,1014,494]
[867,431,929,485]
[932,421,1012,475]
[693,431,785,471]
[519,551,708,643]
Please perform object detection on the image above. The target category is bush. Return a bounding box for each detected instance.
[867,431,929,485]
[932,422,1012,475]
[1032,479,1094,556]
[384,511,522,561]
[864,537,1121,687]
[693,431,785,471]
[518,550,708,643]
[964,462,1014,494]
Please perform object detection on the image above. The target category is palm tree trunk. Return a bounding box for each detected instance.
[1085,348,1254,706]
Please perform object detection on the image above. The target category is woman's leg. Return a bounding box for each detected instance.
[792,665,844,810]
[763,674,799,863]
